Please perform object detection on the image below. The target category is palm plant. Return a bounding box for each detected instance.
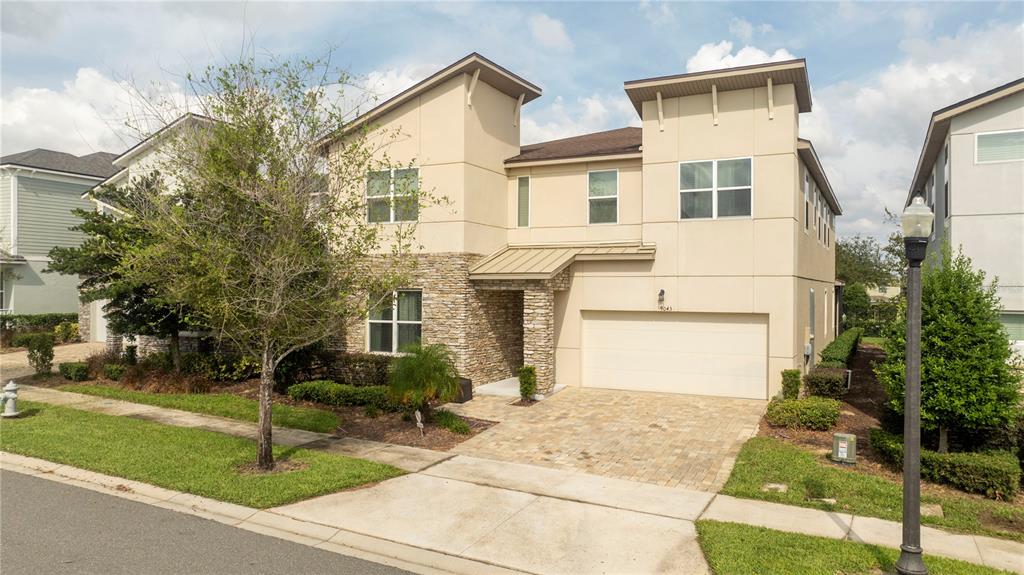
[388,343,460,419]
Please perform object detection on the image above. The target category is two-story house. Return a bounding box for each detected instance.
[327,54,841,400]
[907,78,1024,348]
[0,149,118,315]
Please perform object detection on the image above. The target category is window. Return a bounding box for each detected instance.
[588,170,618,224]
[367,168,418,223]
[368,290,422,353]
[517,176,530,227]
[803,172,810,231]
[944,181,950,218]
[976,130,1024,163]
[679,158,752,219]
[0,270,6,311]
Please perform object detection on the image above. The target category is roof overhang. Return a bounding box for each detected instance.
[320,53,542,151]
[906,77,1024,207]
[797,138,842,215]
[504,152,643,168]
[469,242,656,281]
[623,59,811,117]
[0,164,104,181]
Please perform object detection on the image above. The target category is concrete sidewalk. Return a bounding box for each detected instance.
[11,386,1024,574]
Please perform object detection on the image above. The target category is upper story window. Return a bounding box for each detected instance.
[517,176,530,227]
[367,168,418,223]
[368,290,422,354]
[679,158,752,220]
[803,172,810,231]
[588,170,618,224]
[976,129,1024,164]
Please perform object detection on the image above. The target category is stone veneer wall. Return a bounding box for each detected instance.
[340,253,524,387]
[77,299,91,343]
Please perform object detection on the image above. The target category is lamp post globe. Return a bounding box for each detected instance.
[895,193,933,575]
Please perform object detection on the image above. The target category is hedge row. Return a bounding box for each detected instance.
[326,353,393,387]
[0,313,78,331]
[818,327,863,366]
[870,428,1021,500]
[765,397,840,430]
[287,380,399,411]
[804,368,848,400]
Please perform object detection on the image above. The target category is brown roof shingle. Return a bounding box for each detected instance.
[506,127,641,164]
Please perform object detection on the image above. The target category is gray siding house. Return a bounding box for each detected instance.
[0,149,118,315]
[907,78,1024,346]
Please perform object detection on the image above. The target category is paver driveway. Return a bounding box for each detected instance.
[447,387,765,492]
[1,342,105,380]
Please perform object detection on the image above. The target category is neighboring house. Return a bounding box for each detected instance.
[324,54,841,400]
[866,285,899,301]
[907,78,1024,347]
[0,149,118,316]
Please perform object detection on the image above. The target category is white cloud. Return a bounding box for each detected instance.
[521,93,639,145]
[805,21,1024,239]
[638,0,675,28]
[686,41,796,73]
[729,18,754,43]
[529,13,574,52]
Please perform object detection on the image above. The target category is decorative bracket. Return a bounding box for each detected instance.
[712,84,719,126]
[656,91,665,132]
[513,93,525,128]
[767,77,774,120]
[467,68,480,107]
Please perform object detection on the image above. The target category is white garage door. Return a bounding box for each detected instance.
[581,311,768,399]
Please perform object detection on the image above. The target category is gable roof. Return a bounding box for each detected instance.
[623,59,812,117]
[0,148,119,179]
[906,77,1024,205]
[112,113,215,168]
[505,127,641,164]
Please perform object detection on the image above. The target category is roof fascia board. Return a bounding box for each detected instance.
[504,152,642,168]
[623,59,807,89]
[0,164,104,182]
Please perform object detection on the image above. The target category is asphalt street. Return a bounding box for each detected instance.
[0,470,413,575]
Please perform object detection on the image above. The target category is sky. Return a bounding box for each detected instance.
[2,1,1022,240]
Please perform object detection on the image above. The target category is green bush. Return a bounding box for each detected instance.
[53,321,80,344]
[804,367,847,399]
[59,362,90,381]
[389,344,460,412]
[781,369,801,400]
[274,341,332,391]
[519,365,537,400]
[870,428,1021,500]
[1,313,78,332]
[818,328,863,366]
[181,353,260,382]
[327,352,392,387]
[288,380,398,411]
[817,360,847,370]
[103,363,127,381]
[12,332,55,375]
[434,408,471,435]
[123,345,138,366]
[765,397,841,431]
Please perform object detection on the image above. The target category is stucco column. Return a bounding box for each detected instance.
[523,284,555,394]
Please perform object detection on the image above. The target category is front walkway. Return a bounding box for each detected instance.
[446,387,765,491]
[1,342,106,380]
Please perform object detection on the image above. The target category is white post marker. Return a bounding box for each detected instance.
[1,380,20,417]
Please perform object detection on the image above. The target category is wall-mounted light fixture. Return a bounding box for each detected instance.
[657,289,671,311]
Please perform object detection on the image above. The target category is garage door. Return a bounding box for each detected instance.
[581,311,768,399]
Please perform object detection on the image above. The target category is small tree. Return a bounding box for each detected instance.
[389,344,460,419]
[836,235,897,288]
[123,54,420,470]
[842,282,871,328]
[876,244,1021,452]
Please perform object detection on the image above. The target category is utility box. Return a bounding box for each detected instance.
[832,433,857,464]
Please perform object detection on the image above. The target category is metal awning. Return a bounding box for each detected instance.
[469,242,656,280]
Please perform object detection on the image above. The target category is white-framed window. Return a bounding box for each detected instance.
[368,290,422,353]
[517,176,530,227]
[588,170,618,224]
[976,129,1024,164]
[803,171,810,231]
[0,269,6,311]
[367,168,419,223]
[679,157,752,219]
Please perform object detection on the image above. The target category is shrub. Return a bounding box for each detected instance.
[389,344,460,413]
[818,328,863,366]
[181,353,260,382]
[59,362,90,381]
[816,360,846,370]
[328,352,392,387]
[434,408,471,435]
[781,369,801,400]
[870,428,1021,499]
[803,367,847,399]
[519,365,537,400]
[0,313,78,332]
[103,363,128,381]
[123,345,138,366]
[288,380,399,411]
[274,341,332,391]
[53,321,80,344]
[12,332,55,375]
[765,397,841,431]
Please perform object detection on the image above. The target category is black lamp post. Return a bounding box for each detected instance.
[895,195,934,575]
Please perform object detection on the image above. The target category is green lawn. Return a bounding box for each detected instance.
[722,437,1024,542]
[696,520,1010,575]
[861,336,886,346]
[60,384,339,433]
[0,401,402,508]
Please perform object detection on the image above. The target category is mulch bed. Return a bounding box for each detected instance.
[236,459,309,475]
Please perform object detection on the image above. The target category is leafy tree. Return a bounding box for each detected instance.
[123,54,421,470]
[842,282,871,327]
[836,235,896,288]
[47,178,192,370]
[881,207,909,286]
[876,244,1021,452]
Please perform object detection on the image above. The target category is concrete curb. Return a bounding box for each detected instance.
[0,452,527,575]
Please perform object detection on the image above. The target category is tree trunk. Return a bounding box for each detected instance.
[256,349,275,470]
[938,426,949,454]
[169,331,182,373]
